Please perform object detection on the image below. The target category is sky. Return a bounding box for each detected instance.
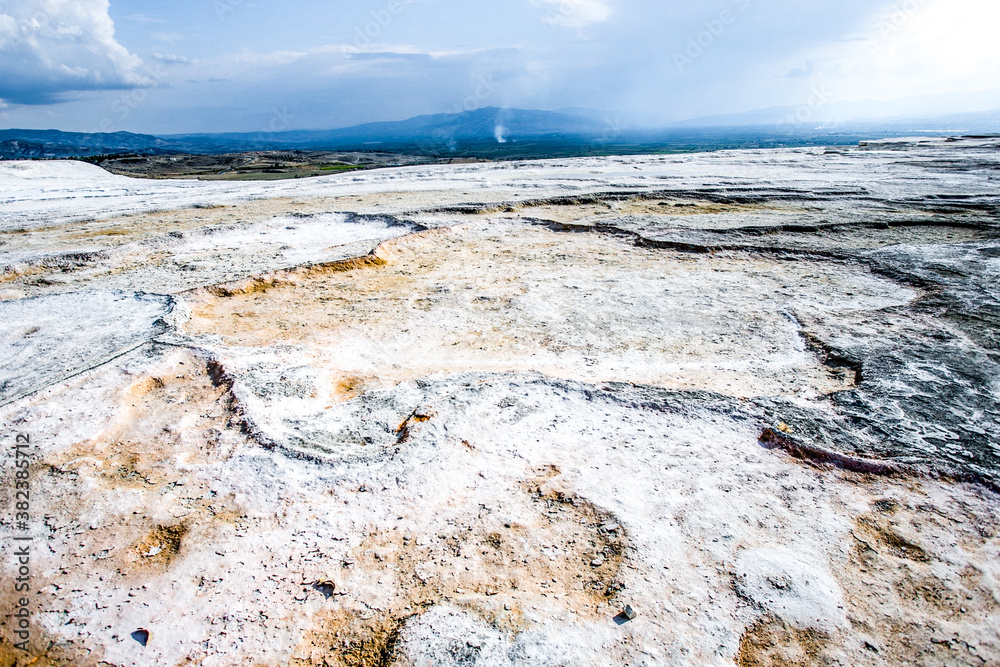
[1,0,998,134]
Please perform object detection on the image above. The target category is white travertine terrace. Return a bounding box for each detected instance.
[1,138,998,666]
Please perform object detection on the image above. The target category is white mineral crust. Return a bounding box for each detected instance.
[1,138,998,666]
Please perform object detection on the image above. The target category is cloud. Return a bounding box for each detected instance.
[150,31,186,43]
[0,0,153,105]
[219,43,478,71]
[535,0,610,28]
[152,52,192,65]
[5,0,994,133]
[780,0,1000,105]
[121,13,167,24]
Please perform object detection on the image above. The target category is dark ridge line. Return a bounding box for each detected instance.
[417,189,781,214]
[862,261,961,295]
[0,292,176,408]
[759,427,906,476]
[164,345,325,465]
[526,213,992,300]
[581,215,997,240]
[40,249,113,265]
[0,339,153,409]
[1,248,115,276]
[760,427,1000,495]
[528,217,860,261]
[797,329,865,386]
[585,378,1000,494]
[940,310,1000,333]
[200,350,381,468]
[634,236,852,259]
[417,187,1000,219]
[708,218,998,235]
[922,193,998,200]
[581,378,1000,494]
[312,211,426,231]
[892,198,1000,215]
[419,189,867,214]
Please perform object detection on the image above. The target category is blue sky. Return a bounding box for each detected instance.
[1,0,998,133]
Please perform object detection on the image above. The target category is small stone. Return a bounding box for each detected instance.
[131,628,150,647]
[591,558,605,567]
[313,580,336,599]
[623,605,637,620]
[143,546,162,558]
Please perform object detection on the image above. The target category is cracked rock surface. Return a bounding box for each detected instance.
[1,137,999,666]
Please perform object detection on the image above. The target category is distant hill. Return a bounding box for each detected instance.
[3,105,999,161]
[0,129,172,159]
[164,107,612,152]
[0,108,614,158]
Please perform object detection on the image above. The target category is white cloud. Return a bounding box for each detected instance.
[535,0,610,28]
[788,0,1000,105]
[122,13,167,24]
[218,43,478,71]
[152,52,191,65]
[0,0,153,104]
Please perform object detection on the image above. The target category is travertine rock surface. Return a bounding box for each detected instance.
[1,137,999,666]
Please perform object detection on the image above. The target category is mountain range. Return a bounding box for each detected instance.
[2,105,999,160]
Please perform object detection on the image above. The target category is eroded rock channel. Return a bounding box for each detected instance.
[1,138,998,666]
